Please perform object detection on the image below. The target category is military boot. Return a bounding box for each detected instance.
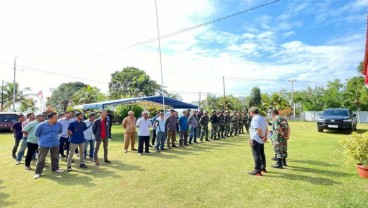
[271,154,277,161]
[282,158,288,166]
[271,159,283,169]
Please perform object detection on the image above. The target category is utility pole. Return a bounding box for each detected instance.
[198,91,201,110]
[13,57,17,112]
[223,76,226,110]
[1,80,4,111]
[288,79,296,119]
[154,0,165,112]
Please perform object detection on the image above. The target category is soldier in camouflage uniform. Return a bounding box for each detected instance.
[224,111,231,137]
[271,109,290,168]
[210,111,219,141]
[230,111,239,136]
[217,110,225,139]
[199,111,209,142]
[242,112,248,134]
[197,109,203,138]
[238,112,243,135]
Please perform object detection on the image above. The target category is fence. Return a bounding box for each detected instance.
[302,111,368,123]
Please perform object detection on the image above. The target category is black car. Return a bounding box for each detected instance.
[317,108,357,133]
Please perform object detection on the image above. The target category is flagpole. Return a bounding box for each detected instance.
[154,0,165,113]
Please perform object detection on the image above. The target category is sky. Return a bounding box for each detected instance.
[0,0,366,107]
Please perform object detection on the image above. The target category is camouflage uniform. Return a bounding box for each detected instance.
[242,113,248,133]
[210,111,218,140]
[197,110,203,138]
[199,112,209,142]
[217,111,225,138]
[271,115,289,159]
[224,111,231,137]
[230,112,239,136]
[238,113,243,134]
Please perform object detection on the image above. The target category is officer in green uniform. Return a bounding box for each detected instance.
[210,111,218,141]
[271,109,290,168]
[238,112,243,135]
[242,112,248,134]
[217,110,225,139]
[224,110,231,137]
[230,111,239,136]
[197,109,203,138]
[199,111,209,142]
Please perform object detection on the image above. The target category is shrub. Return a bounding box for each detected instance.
[339,132,368,167]
[115,104,144,122]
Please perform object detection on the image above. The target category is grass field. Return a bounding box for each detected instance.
[0,121,367,208]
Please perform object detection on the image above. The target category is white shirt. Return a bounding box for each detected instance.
[136,117,152,136]
[155,117,166,133]
[83,120,95,140]
[250,114,267,144]
[58,118,71,138]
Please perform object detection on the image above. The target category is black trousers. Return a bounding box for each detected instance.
[12,138,21,155]
[138,136,150,153]
[252,140,266,172]
[152,130,157,145]
[25,142,39,166]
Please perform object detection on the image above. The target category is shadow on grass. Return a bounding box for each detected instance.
[355,129,368,134]
[289,166,353,177]
[104,160,145,171]
[267,172,340,186]
[0,180,16,207]
[288,159,339,167]
[42,171,97,187]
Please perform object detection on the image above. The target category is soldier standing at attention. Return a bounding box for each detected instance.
[238,112,243,135]
[224,111,231,138]
[217,111,225,139]
[199,111,210,142]
[242,112,248,134]
[230,111,239,137]
[210,111,219,141]
[197,109,203,139]
[271,109,290,168]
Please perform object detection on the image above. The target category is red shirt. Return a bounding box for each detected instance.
[100,118,107,140]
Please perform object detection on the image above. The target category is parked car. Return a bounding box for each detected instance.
[0,112,20,131]
[317,108,357,133]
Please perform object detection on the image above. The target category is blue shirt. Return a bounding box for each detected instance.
[58,118,71,138]
[35,121,63,147]
[178,116,188,131]
[155,117,166,133]
[250,114,267,144]
[68,120,87,144]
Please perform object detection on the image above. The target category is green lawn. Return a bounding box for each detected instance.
[0,121,367,208]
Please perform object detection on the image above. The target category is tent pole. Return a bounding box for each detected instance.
[154,0,165,113]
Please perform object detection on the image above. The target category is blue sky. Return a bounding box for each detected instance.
[0,0,366,105]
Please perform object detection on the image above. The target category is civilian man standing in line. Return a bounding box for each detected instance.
[16,113,35,165]
[165,109,178,149]
[178,110,189,146]
[58,111,72,158]
[248,107,268,176]
[24,113,45,170]
[34,113,64,179]
[188,110,198,144]
[154,112,166,152]
[93,110,111,166]
[136,111,152,156]
[67,112,88,172]
[122,111,137,153]
[83,113,96,160]
[11,114,25,159]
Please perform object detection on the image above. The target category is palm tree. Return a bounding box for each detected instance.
[2,82,34,111]
[71,85,106,105]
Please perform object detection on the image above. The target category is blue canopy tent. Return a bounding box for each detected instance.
[74,96,198,110]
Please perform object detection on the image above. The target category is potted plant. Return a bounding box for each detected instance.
[340,132,368,179]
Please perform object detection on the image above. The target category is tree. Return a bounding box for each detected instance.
[2,82,34,111]
[248,87,262,108]
[109,67,161,99]
[19,98,38,113]
[322,79,344,108]
[71,85,106,105]
[357,61,363,74]
[343,76,368,111]
[46,82,86,112]
[114,104,144,122]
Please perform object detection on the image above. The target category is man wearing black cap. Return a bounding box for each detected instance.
[165,109,178,148]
